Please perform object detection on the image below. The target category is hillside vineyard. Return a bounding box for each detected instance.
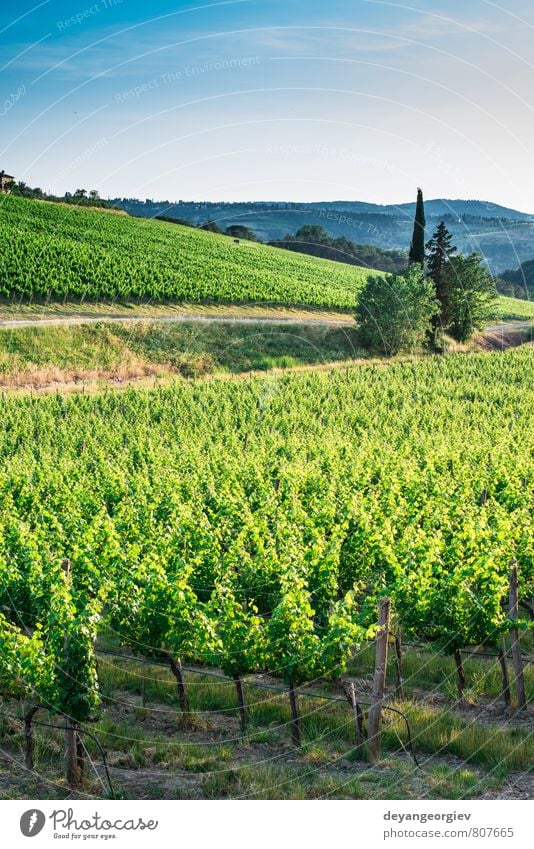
[0,348,532,718]
[0,195,374,308]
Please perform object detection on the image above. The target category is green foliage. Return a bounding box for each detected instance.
[209,581,266,678]
[0,348,531,717]
[495,295,534,320]
[45,566,102,721]
[409,188,426,265]
[500,257,534,300]
[270,224,408,273]
[267,570,322,686]
[426,221,457,329]
[225,225,258,241]
[356,266,437,354]
[0,614,54,701]
[442,254,498,341]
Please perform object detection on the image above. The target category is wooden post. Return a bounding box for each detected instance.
[509,562,527,711]
[367,597,390,764]
[24,705,40,771]
[141,658,146,708]
[234,677,248,732]
[76,731,85,778]
[65,717,81,789]
[356,701,365,746]
[288,684,301,746]
[168,655,190,717]
[61,558,81,788]
[498,642,511,709]
[345,682,364,747]
[453,649,466,701]
[394,634,404,699]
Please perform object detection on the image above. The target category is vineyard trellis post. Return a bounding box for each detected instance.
[453,649,466,701]
[367,597,390,764]
[497,642,511,709]
[24,705,40,770]
[288,684,301,746]
[76,730,85,779]
[345,681,364,747]
[234,676,248,732]
[61,557,81,789]
[509,562,527,711]
[141,658,146,708]
[393,633,404,699]
[65,717,81,789]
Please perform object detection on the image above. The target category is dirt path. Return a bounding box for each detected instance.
[0,309,354,330]
[0,314,530,331]
[483,321,532,333]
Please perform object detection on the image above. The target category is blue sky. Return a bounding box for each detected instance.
[1,0,534,208]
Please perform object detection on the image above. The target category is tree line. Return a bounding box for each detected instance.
[357,187,499,355]
[176,218,408,274]
[268,225,407,273]
[9,181,113,209]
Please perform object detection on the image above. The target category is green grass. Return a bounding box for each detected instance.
[1,309,529,389]
[0,707,486,801]
[0,324,139,376]
[0,320,365,385]
[96,654,534,774]
[201,760,486,800]
[113,320,363,374]
[346,643,534,704]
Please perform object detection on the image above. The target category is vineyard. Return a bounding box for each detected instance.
[0,346,532,797]
[0,195,372,308]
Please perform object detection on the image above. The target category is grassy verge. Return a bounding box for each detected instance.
[0,320,365,387]
[0,309,531,391]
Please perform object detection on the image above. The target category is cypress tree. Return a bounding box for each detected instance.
[426,221,457,326]
[409,187,426,265]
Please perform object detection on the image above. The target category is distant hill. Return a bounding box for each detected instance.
[113,197,534,274]
[387,198,533,221]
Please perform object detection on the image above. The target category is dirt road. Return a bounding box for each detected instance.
[0,313,530,332]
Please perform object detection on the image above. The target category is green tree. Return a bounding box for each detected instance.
[426,221,457,328]
[409,188,426,265]
[209,580,266,730]
[225,225,258,241]
[198,219,224,234]
[267,550,366,745]
[442,253,498,341]
[356,266,437,355]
